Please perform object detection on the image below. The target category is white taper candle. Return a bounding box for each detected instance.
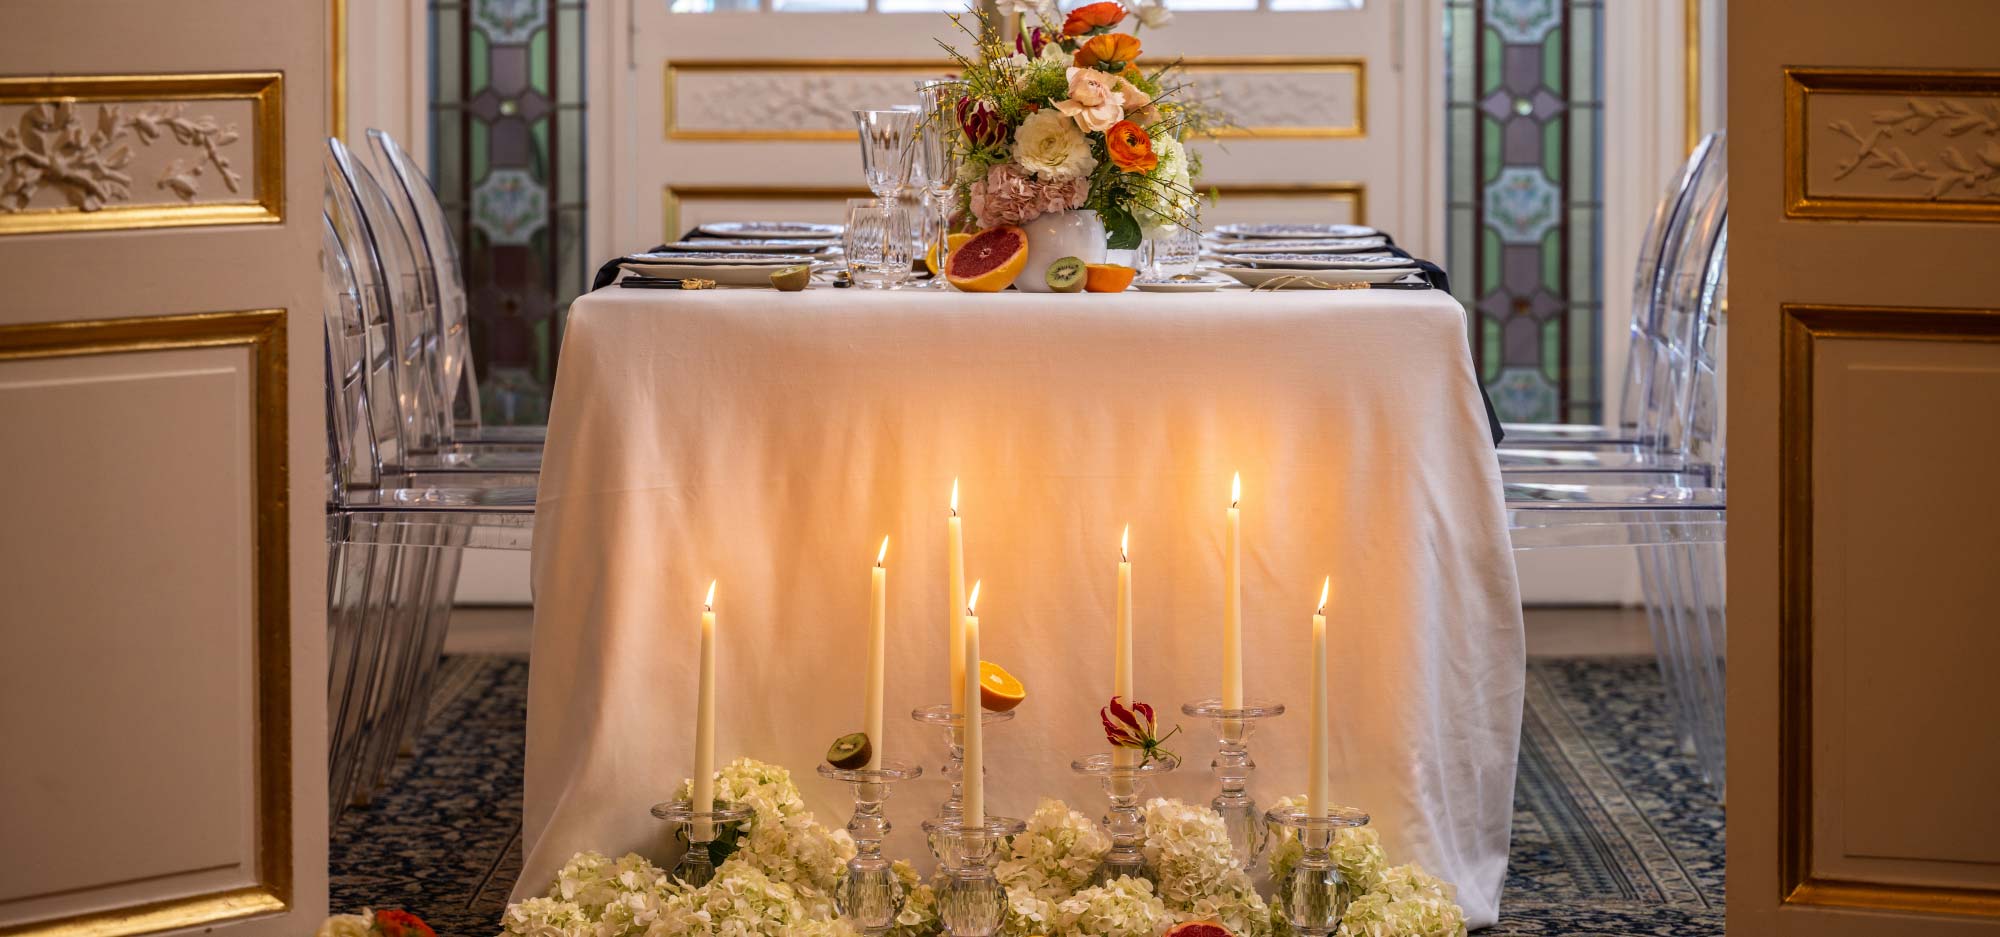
[1307,576,1330,818]
[962,580,985,822]
[693,580,718,838]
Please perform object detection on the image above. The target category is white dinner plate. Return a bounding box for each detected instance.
[1133,275,1235,293]
[696,221,844,239]
[626,251,821,266]
[1216,265,1422,288]
[621,261,820,286]
[1210,223,1379,240]
[1227,252,1412,269]
[1204,236,1388,254]
[661,238,837,253]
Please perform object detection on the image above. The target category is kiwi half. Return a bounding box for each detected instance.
[770,264,813,291]
[1045,256,1087,293]
[826,732,872,769]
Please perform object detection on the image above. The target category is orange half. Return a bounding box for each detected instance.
[978,660,1026,712]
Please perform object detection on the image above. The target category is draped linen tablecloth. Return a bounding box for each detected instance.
[519,286,1525,927]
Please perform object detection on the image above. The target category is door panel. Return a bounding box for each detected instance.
[0,2,328,935]
[1731,2,2000,934]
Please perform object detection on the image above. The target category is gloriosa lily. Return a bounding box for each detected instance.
[1101,695,1182,764]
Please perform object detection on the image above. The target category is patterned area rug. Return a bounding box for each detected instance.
[330,656,1723,935]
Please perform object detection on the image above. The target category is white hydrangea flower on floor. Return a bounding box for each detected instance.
[1263,795,1387,895]
[1334,864,1467,937]
[1056,875,1173,937]
[654,862,860,937]
[674,757,856,909]
[549,851,670,920]
[498,896,592,936]
[997,798,1113,899]
[999,886,1061,937]
[314,912,372,937]
[1141,798,1271,937]
[886,860,942,937]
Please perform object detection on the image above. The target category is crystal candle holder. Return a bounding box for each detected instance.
[911,703,1017,825]
[1264,804,1371,937]
[1181,697,1286,865]
[650,799,755,887]
[920,815,1027,937]
[1070,751,1181,884]
[818,761,923,935]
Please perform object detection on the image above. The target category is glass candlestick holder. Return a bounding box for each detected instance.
[818,760,923,935]
[920,814,1027,937]
[1180,697,1286,865]
[1264,804,1371,937]
[650,799,754,887]
[910,703,1017,825]
[1070,751,1181,883]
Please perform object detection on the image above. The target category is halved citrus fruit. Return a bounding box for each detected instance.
[945,226,1030,292]
[925,232,979,276]
[1164,922,1234,937]
[978,660,1026,712]
[1083,263,1137,293]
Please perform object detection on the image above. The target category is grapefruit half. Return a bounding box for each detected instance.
[945,226,1030,292]
[1163,922,1234,937]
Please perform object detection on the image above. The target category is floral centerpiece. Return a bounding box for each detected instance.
[496,757,1467,937]
[937,0,1219,250]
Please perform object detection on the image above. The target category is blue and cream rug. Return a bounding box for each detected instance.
[330,657,1723,935]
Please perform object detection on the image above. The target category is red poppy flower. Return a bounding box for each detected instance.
[1062,1,1127,37]
[371,910,436,937]
[1105,120,1158,172]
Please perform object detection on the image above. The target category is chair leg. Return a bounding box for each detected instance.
[1679,540,1728,798]
[364,537,435,792]
[325,539,374,824]
[1638,544,1699,756]
[340,534,400,808]
[400,533,466,752]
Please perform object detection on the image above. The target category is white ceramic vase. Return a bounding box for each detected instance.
[1015,209,1107,292]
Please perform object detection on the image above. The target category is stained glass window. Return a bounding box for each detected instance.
[429,0,589,426]
[1445,0,1603,424]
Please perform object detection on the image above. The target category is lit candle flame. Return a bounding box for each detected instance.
[705,579,717,611]
[967,579,982,616]
[950,478,959,517]
[1317,576,1330,615]
[1120,525,1130,563]
[1231,472,1241,509]
[877,536,889,566]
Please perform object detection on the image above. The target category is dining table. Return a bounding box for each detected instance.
[516,282,1525,929]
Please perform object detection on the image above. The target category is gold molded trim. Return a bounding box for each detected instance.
[0,72,285,236]
[0,310,292,937]
[663,184,871,239]
[663,56,1363,142]
[331,0,347,139]
[1783,67,2000,223]
[1207,182,1367,225]
[1779,303,2000,919]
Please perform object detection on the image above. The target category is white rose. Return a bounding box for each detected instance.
[1011,109,1098,181]
[315,913,372,937]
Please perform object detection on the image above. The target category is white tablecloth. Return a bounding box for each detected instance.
[518,286,1524,927]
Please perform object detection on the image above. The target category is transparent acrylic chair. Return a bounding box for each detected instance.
[327,137,540,473]
[323,148,539,817]
[1496,133,1727,474]
[367,128,547,447]
[1503,201,1729,796]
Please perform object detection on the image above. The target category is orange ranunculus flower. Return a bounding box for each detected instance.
[1105,120,1158,172]
[1074,33,1142,70]
[1062,1,1126,36]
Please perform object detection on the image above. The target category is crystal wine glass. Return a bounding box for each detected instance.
[912,79,961,288]
[854,108,920,201]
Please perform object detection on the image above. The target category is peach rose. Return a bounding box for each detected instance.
[1052,67,1153,133]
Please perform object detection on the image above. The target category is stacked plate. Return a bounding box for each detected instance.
[627,220,845,286]
[1203,223,1425,288]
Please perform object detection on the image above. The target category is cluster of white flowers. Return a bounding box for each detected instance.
[1332,864,1467,937]
[673,757,857,911]
[998,798,1114,898]
[1129,133,1197,236]
[315,911,373,937]
[497,767,1463,937]
[1142,799,1271,937]
[1055,876,1174,937]
[1264,795,1388,898]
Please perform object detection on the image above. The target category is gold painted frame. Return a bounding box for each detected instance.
[0,72,285,236]
[0,310,292,937]
[1683,0,1700,153]
[1207,182,1368,225]
[663,56,1364,141]
[1783,67,2000,223]
[663,184,872,239]
[1779,303,2000,918]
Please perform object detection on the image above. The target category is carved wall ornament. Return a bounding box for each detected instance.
[0,101,245,212]
[0,72,282,235]
[1785,67,2000,222]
